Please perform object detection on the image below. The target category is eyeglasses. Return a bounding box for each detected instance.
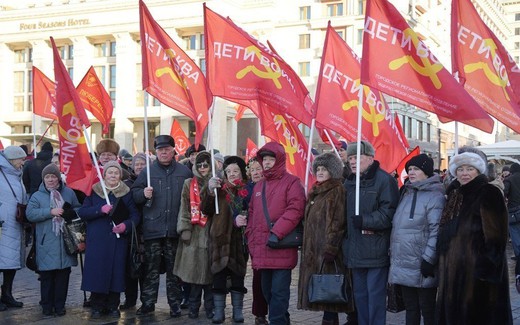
[196,162,209,169]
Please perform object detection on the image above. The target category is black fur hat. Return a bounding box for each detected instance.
[312,152,344,180]
[223,156,247,180]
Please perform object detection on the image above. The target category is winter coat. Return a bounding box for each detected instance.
[200,182,248,277]
[173,168,213,285]
[132,159,191,240]
[504,171,520,210]
[388,175,445,288]
[342,160,399,269]
[245,142,306,270]
[297,178,353,313]
[436,174,512,325]
[22,149,52,195]
[0,153,28,269]
[26,182,81,271]
[79,182,140,294]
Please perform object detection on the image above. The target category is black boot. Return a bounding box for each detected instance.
[0,301,7,311]
[1,270,23,308]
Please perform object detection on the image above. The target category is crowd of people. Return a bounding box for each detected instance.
[0,135,517,325]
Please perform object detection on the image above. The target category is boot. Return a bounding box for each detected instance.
[230,291,244,323]
[212,294,226,324]
[0,301,7,312]
[1,285,23,308]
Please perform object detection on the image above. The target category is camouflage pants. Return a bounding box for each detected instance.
[140,238,181,306]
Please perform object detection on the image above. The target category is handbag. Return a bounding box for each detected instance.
[128,222,144,279]
[308,259,349,304]
[62,217,86,255]
[386,283,405,313]
[26,230,37,271]
[262,182,303,249]
[0,168,28,224]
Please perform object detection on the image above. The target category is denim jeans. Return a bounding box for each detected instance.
[261,269,291,325]
[509,218,520,274]
[351,267,388,325]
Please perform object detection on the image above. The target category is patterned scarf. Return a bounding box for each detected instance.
[189,178,207,227]
[50,189,65,236]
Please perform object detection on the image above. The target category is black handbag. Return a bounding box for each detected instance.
[26,231,37,271]
[386,283,405,313]
[128,222,144,279]
[262,182,303,249]
[308,259,349,304]
[62,217,86,255]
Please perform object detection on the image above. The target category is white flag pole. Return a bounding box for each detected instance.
[324,130,340,159]
[207,100,219,214]
[304,118,316,196]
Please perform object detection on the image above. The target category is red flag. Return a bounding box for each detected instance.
[452,0,520,133]
[234,104,248,122]
[50,37,94,195]
[315,24,408,172]
[170,119,191,156]
[76,66,114,135]
[245,138,258,163]
[396,147,420,187]
[204,4,313,126]
[139,0,210,147]
[32,67,58,120]
[0,140,4,150]
[360,0,493,133]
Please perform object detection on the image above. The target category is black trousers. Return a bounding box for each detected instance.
[90,291,120,311]
[401,285,437,325]
[39,268,71,313]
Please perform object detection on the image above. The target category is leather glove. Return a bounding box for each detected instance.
[352,214,363,229]
[420,259,435,278]
[322,251,336,263]
[266,233,279,248]
[181,230,192,244]
[62,209,77,223]
[101,204,112,214]
[112,223,126,234]
[208,177,221,193]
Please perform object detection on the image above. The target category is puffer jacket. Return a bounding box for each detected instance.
[26,182,81,271]
[132,159,192,240]
[388,175,445,288]
[246,142,306,270]
[342,160,399,268]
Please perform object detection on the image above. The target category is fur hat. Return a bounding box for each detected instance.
[196,151,211,165]
[223,156,247,180]
[96,139,120,156]
[510,163,520,174]
[103,160,122,176]
[346,140,375,157]
[186,144,206,157]
[405,154,434,177]
[42,163,61,180]
[3,146,27,160]
[449,152,487,176]
[312,152,344,180]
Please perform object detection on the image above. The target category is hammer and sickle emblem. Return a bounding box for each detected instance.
[388,28,443,89]
[273,115,297,164]
[342,82,385,137]
[236,46,283,89]
[154,49,187,89]
[463,39,510,101]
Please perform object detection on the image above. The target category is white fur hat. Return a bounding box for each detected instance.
[449,152,487,177]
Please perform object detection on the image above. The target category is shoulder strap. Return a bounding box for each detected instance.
[0,167,19,202]
[262,181,273,230]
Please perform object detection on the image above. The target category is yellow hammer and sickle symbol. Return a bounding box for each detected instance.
[388,28,443,89]
[155,49,187,89]
[236,46,283,89]
[463,39,510,101]
[273,115,297,164]
[342,81,385,136]
[58,101,87,144]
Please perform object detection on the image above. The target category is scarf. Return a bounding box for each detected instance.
[50,188,65,236]
[189,178,207,227]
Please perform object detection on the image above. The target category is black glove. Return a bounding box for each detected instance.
[322,251,336,263]
[352,214,363,229]
[62,209,77,223]
[420,259,435,278]
[266,233,279,248]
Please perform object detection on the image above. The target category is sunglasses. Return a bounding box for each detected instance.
[196,162,210,169]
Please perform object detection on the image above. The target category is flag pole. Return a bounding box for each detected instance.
[207,100,219,214]
[82,125,119,238]
[144,92,151,188]
[454,122,459,155]
[304,118,316,195]
[32,114,37,158]
[35,120,55,149]
[323,130,340,159]
[355,86,363,217]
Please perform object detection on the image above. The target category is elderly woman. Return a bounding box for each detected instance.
[297,152,353,325]
[0,146,28,311]
[436,148,512,324]
[388,154,445,325]
[173,151,214,319]
[26,163,81,317]
[203,156,249,324]
[131,152,148,177]
[79,161,140,319]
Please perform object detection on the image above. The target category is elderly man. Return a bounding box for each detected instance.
[342,140,399,325]
[132,135,192,317]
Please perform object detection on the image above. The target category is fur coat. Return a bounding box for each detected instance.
[297,178,354,313]
[436,174,512,325]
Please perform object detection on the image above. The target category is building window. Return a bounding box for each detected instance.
[358,0,366,15]
[183,35,197,50]
[68,67,74,80]
[110,42,116,57]
[94,66,106,87]
[357,29,363,44]
[14,71,24,93]
[109,65,116,88]
[418,121,423,141]
[298,62,310,77]
[516,56,520,64]
[516,27,520,36]
[68,45,74,59]
[516,13,520,21]
[199,58,206,76]
[299,34,310,49]
[199,34,205,50]
[14,49,31,63]
[335,29,345,40]
[327,3,343,17]
[94,43,106,57]
[299,6,311,20]
[407,116,412,138]
[426,123,431,142]
[516,42,520,50]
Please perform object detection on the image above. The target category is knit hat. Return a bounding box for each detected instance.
[339,140,347,150]
[405,154,434,177]
[223,156,247,180]
[3,146,27,160]
[41,163,61,180]
[196,151,211,165]
[103,160,122,176]
[96,139,120,156]
[41,141,53,153]
[185,144,206,156]
[214,153,224,164]
[449,152,487,177]
[346,140,375,157]
[312,152,344,180]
